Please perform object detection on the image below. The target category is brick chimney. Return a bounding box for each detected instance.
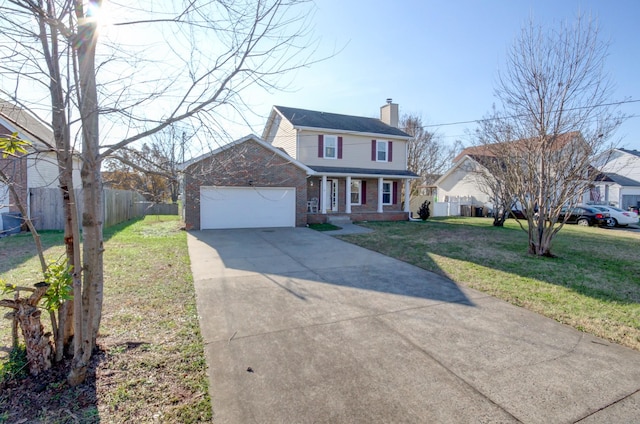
[380,98,399,128]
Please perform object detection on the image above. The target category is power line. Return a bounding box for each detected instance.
[419,99,640,129]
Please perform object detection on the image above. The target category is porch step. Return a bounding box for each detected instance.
[327,215,352,225]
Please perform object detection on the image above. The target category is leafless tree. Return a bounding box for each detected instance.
[400,113,459,195]
[0,0,322,384]
[473,16,623,256]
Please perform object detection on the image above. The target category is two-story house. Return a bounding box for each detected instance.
[181,100,419,230]
[262,101,418,223]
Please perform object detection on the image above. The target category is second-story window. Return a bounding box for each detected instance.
[376,141,387,161]
[372,140,393,162]
[324,135,337,159]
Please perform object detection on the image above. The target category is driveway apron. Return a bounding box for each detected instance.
[187,227,640,424]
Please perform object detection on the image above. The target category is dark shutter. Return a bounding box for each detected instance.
[362,180,367,204]
[393,181,398,204]
[318,135,324,158]
[388,141,393,162]
[338,136,343,159]
[371,140,376,161]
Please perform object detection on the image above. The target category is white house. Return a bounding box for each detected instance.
[588,148,640,210]
[0,100,81,232]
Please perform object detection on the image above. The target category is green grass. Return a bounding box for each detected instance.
[0,216,212,423]
[340,217,640,350]
[308,223,342,231]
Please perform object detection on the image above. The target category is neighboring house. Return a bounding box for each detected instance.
[589,148,640,209]
[434,154,492,216]
[0,100,80,231]
[181,100,419,230]
[434,131,584,216]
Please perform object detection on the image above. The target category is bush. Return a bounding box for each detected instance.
[417,200,431,221]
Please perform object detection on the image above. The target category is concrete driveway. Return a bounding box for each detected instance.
[187,227,640,424]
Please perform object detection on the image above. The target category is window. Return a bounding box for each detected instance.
[372,140,392,162]
[350,180,361,205]
[324,135,337,159]
[376,141,387,161]
[382,181,392,205]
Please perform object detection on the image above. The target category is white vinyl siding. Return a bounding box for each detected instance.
[299,131,407,170]
[268,117,298,159]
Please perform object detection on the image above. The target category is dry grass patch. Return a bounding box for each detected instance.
[0,216,211,423]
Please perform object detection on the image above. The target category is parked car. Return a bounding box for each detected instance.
[558,206,610,227]
[590,205,639,227]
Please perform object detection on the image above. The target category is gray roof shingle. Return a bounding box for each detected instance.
[603,173,640,187]
[274,106,410,138]
[619,148,640,158]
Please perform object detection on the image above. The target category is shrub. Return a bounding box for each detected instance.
[417,200,431,221]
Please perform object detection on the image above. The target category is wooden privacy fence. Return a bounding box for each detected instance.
[29,188,178,230]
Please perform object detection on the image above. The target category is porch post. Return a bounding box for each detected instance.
[404,179,411,213]
[377,177,384,213]
[321,175,328,214]
[345,176,352,214]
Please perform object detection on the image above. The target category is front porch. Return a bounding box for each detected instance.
[305,172,416,223]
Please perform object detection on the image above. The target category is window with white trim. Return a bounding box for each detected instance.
[350,180,361,205]
[324,135,337,159]
[376,140,388,162]
[382,181,392,205]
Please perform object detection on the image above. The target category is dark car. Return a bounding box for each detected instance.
[558,206,610,227]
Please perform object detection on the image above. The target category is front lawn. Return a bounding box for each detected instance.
[0,216,211,423]
[340,217,640,351]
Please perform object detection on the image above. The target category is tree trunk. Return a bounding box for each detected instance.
[69,0,104,386]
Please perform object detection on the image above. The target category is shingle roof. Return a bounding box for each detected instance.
[454,131,582,163]
[0,99,53,148]
[601,173,640,187]
[619,148,640,158]
[274,106,410,138]
[308,165,419,178]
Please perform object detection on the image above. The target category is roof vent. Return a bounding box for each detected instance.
[386,98,392,104]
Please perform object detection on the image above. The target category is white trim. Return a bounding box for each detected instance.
[349,178,362,206]
[345,176,352,213]
[376,140,388,162]
[291,124,410,141]
[382,180,393,205]
[321,175,328,214]
[312,171,419,179]
[404,179,411,212]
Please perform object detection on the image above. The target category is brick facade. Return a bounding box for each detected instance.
[183,138,308,230]
[0,122,28,213]
[305,177,408,220]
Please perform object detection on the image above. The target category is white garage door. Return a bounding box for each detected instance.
[200,186,296,229]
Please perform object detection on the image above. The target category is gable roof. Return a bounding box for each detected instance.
[268,105,410,139]
[0,99,54,149]
[617,148,640,159]
[453,131,582,163]
[180,134,315,174]
[597,172,640,187]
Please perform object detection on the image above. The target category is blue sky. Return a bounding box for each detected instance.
[249,0,640,150]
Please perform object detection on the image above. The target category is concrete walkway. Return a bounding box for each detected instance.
[187,227,640,424]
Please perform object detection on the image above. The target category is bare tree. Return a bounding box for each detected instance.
[474,16,623,256]
[0,0,321,384]
[400,113,459,195]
